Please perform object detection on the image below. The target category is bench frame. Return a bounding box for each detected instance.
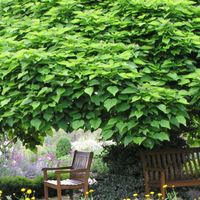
[140,147,200,198]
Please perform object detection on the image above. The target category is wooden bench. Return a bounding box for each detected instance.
[140,147,200,198]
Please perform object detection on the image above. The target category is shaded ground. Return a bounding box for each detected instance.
[39,194,80,200]
[39,197,70,200]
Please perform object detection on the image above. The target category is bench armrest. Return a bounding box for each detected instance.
[55,168,88,174]
[42,166,72,171]
[42,166,72,181]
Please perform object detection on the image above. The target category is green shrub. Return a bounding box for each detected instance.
[91,153,109,175]
[0,173,69,198]
[56,137,71,159]
[0,0,200,148]
[92,145,144,200]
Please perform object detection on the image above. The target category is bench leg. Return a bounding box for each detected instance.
[145,183,150,195]
[44,185,48,200]
[57,187,62,200]
[160,171,166,199]
[144,171,150,194]
[84,183,89,200]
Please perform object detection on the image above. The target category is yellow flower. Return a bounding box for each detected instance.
[162,184,167,188]
[21,188,26,192]
[172,185,175,188]
[133,193,138,197]
[158,193,162,197]
[145,194,150,198]
[86,192,89,195]
[31,197,35,200]
[25,198,30,200]
[150,191,154,195]
[27,189,32,194]
[0,190,2,194]
[126,198,131,200]
[89,189,94,193]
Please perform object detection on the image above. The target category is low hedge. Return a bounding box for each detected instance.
[0,173,69,199]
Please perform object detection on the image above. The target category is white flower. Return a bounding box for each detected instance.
[88,178,97,185]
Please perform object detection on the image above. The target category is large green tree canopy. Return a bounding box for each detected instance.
[0,0,200,148]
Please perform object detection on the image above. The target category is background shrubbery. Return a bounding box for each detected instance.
[0,173,69,199]
[56,137,71,159]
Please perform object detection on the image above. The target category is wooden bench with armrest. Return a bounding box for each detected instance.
[42,150,93,200]
[140,148,200,198]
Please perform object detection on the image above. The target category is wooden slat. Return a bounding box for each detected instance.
[176,152,184,179]
[191,152,198,177]
[172,153,179,179]
[186,152,193,177]
[161,153,169,179]
[152,155,159,181]
[167,154,174,180]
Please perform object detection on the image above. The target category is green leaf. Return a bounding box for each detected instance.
[134,110,143,119]
[72,120,84,130]
[176,115,186,126]
[170,117,180,127]
[20,98,32,106]
[127,120,138,130]
[1,98,11,107]
[121,87,137,94]
[159,119,170,129]
[84,87,94,96]
[107,118,118,126]
[131,96,141,102]
[118,51,132,60]
[58,120,68,130]
[177,98,189,105]
[43,75,55,82]
[43,111,53,121]
[107,86,119,96]
[104,98,118,111]
[132,137,146,145]
[31,118,42,130]
[102,130,113,140]
[124,135,133,146]
[117,103,130,112]
[151,132,170,141]
[31,102,40,110]
[151,120,160,128]
[91,95,101,106]
[90,118,102,129]
[157,104,168,114]
[56,88,65,96]
[116,121,127,135]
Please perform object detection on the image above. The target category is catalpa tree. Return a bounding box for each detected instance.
[0,0,200,148]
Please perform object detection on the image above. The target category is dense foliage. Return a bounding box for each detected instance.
[0,0,200,148]
[93,145,144,200]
